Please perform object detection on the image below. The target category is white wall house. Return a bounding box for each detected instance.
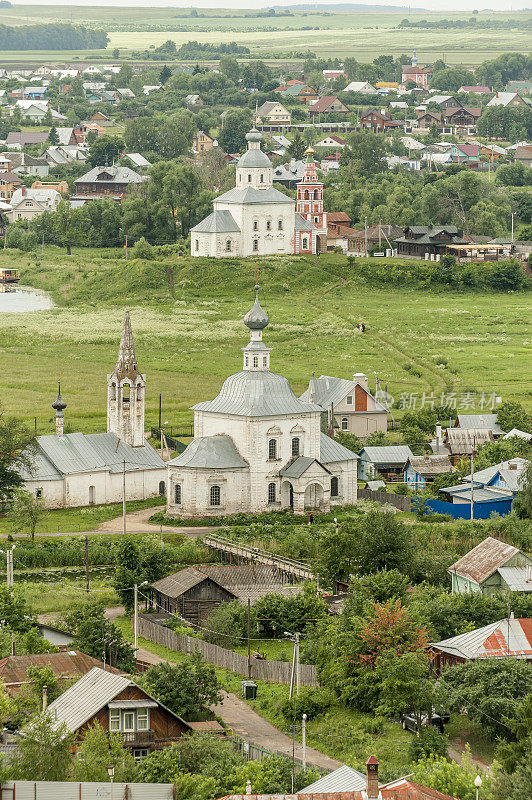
[7,187,60,222]
[166,289,358,517]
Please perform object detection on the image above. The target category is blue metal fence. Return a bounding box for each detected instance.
[423,497,513,519]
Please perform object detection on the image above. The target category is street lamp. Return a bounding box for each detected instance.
[107,764,115,784]
[474,774,482,800]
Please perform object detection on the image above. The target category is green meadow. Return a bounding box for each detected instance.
[0,247,530,436]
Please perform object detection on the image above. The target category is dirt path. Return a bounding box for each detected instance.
[448,740,492,775]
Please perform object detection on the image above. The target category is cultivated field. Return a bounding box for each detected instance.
[0,6,530,64]
[0,248,530,435]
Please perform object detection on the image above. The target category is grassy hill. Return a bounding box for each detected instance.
[1,246,530,434]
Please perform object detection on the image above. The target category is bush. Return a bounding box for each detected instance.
[409,726,448,762]
[132,236,154,259]
[279,687,332,722]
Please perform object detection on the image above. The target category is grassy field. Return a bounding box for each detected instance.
[0,6,529,63]
[0,247,530,435]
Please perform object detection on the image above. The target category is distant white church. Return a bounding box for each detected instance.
[190,129,327,257]
[166,287,358,516]
[21,313,166,508]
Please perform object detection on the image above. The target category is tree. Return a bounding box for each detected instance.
[0,406,35,502]
[87,135,125,168]
[342,131,387,178]
[132,236,154,260]
[219,56,240,83]
[43,108,53,127]
[48,125,59,145]
[496,738,532,799]
[496,400,530,434]
[139,653,222,720]
[218,109,253,154]
[70,724,138,782]
[413,751,497,800]
[496,162,532,187]
[351,510,412,575]
[53,200,85,254]
[12,664,62,726]
[159,64,172,85]
[112,535,172,611]
[7,489,45,541]
[287,130,306,160]
[377,651,433,730]
[11,711,73,781]
[62,600,135,672]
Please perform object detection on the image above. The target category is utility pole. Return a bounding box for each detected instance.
[41,233,44,255]
[158,393,162,433]
[134,582,139,652]
[364,215,368,257]
[125,234,128,260]
[295,632,300,696]
[122,459,126,536]
[470,435,475,522]
[511,212,514,243]
[302,713,307,770]
[247,598,251,679]
[84,536,90,593]
[378,218,382,250]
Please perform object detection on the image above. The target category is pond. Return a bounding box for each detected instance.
[13,565,114,584]
[0,285,54,313]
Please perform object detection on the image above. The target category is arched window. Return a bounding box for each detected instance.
[291,437,300,457]
[331,476,339,497]
[122,384,130,403]
[253,220,258,231]
[225,240,232,251]
[253,240,259,252]
[210,485,221,506]
[304,190,309,200]
[260,174,264,183]
[136,385,142,401]
[247,174,252,182]
[268,483,276,503]
[302,237,308,249]
[278,220,283,230]
[314,189,319,199]
[158,480,166,496]
[266,220,271,230]
[268,439,277,460]
[253,356,258,367]
[195,239,199,251]
[341,417,348,430]
[110,382,116,401]
[175,484,182,504]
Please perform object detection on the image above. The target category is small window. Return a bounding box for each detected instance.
[260,174,264,183]
[137,709,149,731]
[248,173,252,182]
[245,356,249,366]
[35,488,43,499]
[262,356,267,367]
[331,476,339,497]
[210,485,221,506]
[136,385,142,401]
[122,711,134,732]
[302,238,308,249]
[195,239,199,251]
[346,395,353,405]
[268,483,276,503]
[253,221,258,231]
[175,484,182,505]
[253,356,258,368]
[304,190,309,200]
[158,480,166,496]
[291,437,300,457]
[133,748,149,761]
[266,220,271,231]
[268,439,277,460]
[278,220,283,230]
[314,189,319,199]
[253,240,259,252]
[225,240,231,252]
[109,709,120,731]
[341,417,348,431]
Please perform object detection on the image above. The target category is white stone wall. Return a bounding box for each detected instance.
[335,412,388,438]
[25,467,166,509]
[107,375,145,447]
[167,467,251,517]
[327,458,358,505]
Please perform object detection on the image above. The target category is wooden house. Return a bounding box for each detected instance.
[404,454,454,490]
[448,536,532,595]
[360,108,398,133]
[309,96,349,116]
[45,667,192,759]
[0,651,123,697]
[152,565,302,627]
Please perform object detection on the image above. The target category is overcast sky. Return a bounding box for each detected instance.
[11,0,531,9]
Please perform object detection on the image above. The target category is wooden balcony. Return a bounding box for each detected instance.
[121,730,155,747]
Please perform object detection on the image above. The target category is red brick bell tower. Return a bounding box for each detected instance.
[296,147,328,253]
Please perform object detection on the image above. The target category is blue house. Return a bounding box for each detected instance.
[404,454,454,490]
[358,445,412,481]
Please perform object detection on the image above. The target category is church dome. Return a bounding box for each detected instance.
[237,148,272,169]
[246,128,263,143]
[244,285,269,330]
[192,370,322,418]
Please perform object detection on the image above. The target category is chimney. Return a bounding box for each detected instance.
[353,373,368,389]
[435,423,442,443]
[527,564,532,583]
[21,186,25,196]
[366,755,379,799]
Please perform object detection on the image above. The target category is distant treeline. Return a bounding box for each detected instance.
[177,40,251,57]
[0,23,108,51]
[399,17,532,29]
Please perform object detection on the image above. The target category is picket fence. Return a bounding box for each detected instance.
[137,616,318,686]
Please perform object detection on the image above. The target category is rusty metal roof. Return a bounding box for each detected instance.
[0,651,123,694]
[449,536,520,584]
[433,617,532,660]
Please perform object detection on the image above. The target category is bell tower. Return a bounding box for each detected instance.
[107,311,146,447]
[296,147,328,252]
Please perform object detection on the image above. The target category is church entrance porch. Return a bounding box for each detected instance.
[304,482,325,510]
[281,480,294,509]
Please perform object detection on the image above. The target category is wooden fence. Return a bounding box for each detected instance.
[137,616,318,686]
[357,488,411,512]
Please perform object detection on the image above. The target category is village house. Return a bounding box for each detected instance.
[272,160,305,190]
[191,130,318,258]
[20,313,166,508]
[443,106,482,135]
[426,94,463,109]
[357,446,413,482]
[45,667,192,759]
[300,372,389,439]
[121,153,152,171]
[165,287,358,516]
[71,164,145,203]
[0,171,22,201]
[431,615,532,675]
[0,152,49,177]
[193,130,215,155]
[454,413,505,437]
[404,454,454,490]
[459,85,491,95]
[309,96,350,116]
[360,108,400,133]
[448,536,532,595]
[275,83,317,105]
[515,145,532,168]
[314,135,346,149]
[487,91,529,108]
[254,101,291,126]
[343,81,378,94]
[7,186,61,222]
[185,94,204,107]
[14,100,66,123]
[346,224,403,254]
[5,131,49,149]
[45,145,88,167]
[0,651,123,697]
[433,425,494,464]
[459,457,527,497]
[395,225,469,259]
[152,564,302,626]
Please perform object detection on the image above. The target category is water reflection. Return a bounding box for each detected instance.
[0,285,53,312]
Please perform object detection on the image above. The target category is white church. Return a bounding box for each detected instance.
[20,313,166,508]
[190,129,327,258]
[166,287,358,517]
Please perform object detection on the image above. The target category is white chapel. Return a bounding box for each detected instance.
[190,128,317,258]
[166,287,358,516]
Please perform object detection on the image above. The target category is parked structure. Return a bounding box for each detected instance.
[448,536,532,594]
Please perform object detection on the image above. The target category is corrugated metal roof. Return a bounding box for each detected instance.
[433,618,532,659]
[192,370,323,418]
[449,536,520,584]
[46,667,133,733]
[365,479,386,490]
[456,414,504,434]
[75,165,143,184]
[407,454,453,476]
[445,428,493,454]
[319,432,358,463]
[498,566,532,592]
[298,765,367,794]
[152,565,301,604]
[21,432,165,480]
[214,186,293,205]
[168,435,248,470]
[108,699,158,709]
[502,428,532,441]
[191,210,240,234]
[300,375,388,414]
[0,652,122,692]
[237,149,272,168]
[280,456,331,479]
[294,212,316,231]
[444,485,513,502]
[359,445,413,465]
